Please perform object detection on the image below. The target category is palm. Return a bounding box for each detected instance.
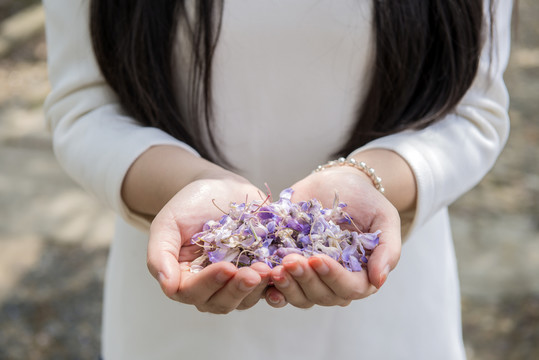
[147,176,275,313]
[158,178,265,262]
[289,166,401,288]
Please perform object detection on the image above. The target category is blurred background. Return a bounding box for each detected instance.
[0,0,537,359]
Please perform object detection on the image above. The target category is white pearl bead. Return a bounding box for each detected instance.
[313,159,385,195]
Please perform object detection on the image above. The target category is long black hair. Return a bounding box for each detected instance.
[90,0,490,164]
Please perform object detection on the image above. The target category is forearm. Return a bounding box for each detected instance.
[121,145,232,217]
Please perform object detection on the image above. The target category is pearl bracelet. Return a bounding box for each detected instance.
[314,157,385,195]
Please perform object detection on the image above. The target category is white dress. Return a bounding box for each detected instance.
[43,1,512,359]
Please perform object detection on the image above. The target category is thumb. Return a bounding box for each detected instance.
[147,211,183,298]
[366,208,401,289]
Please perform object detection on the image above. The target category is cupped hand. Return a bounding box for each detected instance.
[267,166,401,308]
[147,174,284,313]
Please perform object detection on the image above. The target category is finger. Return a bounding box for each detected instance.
[281,254,348,306]
[237,262,272,310]
[265,286,287,308]
[271,264,314,309]
[366,206,402,289]
[201,266,262,314]
[308,255,376,302]
[171,262,238,304]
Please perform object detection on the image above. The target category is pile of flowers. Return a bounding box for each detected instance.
[190,188,380,273]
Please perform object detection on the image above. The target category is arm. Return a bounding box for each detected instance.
[125,145,278,312]
[267,0,512,308]
[43,0,201,230]
[43,0,275,313]
[350,0,513,237]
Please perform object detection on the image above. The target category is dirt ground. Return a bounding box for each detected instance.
[1,1,538,359]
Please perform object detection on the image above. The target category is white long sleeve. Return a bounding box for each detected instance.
[41,1,511,358]
[43,0,199,230]
[350,0,512,236]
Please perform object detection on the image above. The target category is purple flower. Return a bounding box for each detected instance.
[190,188,380,272]
[279,188,294,200]
[342,243,359,262]
[275,247,303,258]
[266,220,276,233]
[254,246,270,259]
[359,230,381,250]
[348,255,363,271]
[208,248,239,263]
[311,217,327,234]
[257,207,276,220]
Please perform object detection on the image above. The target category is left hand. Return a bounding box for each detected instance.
[265,166,402,308]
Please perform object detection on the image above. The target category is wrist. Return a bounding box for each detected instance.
[315,158,385,195]
[122,145,225,217]
[349,149,417,214]
[191,165,248,186]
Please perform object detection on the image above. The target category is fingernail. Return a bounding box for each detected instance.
[238,279,257,292]
[268,292,282,305]
[216,271,230,284]
[311,257,329,275]
[273,274,290,288]
[379,265,391,288]
[284,260,304,277]
[272,268,290,289]
[157,272,170,294]
[157,271,168,282]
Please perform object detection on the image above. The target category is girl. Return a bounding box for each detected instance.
[44,0,512,358]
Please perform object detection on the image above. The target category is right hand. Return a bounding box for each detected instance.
[146,174,286,314]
